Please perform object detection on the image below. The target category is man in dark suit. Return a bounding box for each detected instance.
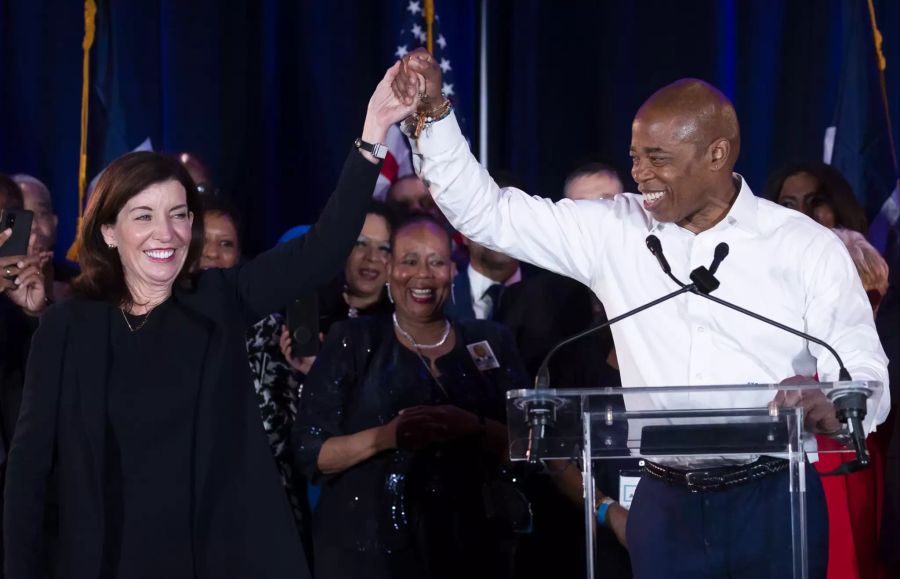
[445,236,522,322]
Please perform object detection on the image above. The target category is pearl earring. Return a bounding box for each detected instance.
[386,282,394,304]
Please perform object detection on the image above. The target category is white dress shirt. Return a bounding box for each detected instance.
[467,263,522,320]
[412,113,890,437]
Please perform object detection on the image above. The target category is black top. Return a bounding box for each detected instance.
[294,315,529,579]
[4,147,380,579]
[317,275,393,336]
[102,302,203,577]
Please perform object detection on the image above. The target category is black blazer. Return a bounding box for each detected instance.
[3,148,380,579]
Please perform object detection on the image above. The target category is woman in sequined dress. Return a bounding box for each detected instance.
[293,213,530,579]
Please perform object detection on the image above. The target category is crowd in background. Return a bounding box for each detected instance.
[1,125,899,578]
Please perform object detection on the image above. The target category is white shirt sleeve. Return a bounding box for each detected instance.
[411,113,618,289]
[802,231,891,432]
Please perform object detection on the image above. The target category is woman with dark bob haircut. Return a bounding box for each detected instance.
[762,162,868,234]
[3,63,417,578]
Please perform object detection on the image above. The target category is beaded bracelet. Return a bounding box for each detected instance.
[405,96,453,138]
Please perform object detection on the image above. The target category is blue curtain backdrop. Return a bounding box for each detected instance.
[0,0,898,255]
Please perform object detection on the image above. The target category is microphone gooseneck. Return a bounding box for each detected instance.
[648,236,869,471]
[526,237,699,461]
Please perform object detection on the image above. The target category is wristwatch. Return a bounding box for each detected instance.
[354,138,388,160]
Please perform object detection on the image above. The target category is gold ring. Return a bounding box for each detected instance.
[4,267,11,277]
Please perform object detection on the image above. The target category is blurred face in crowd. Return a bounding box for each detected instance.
[464,237,518,280]
[777,172,837,228]
[200,211,241,269]
[388,221,454,324]
[389,176,436,214]
[565,172,624,201]
[345,212,391,299]
[18,179,58,254]
[101,180,194,293]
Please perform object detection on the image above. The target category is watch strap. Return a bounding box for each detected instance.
[354,137,388,160]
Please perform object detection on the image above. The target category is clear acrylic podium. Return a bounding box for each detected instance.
[506,381,882,579]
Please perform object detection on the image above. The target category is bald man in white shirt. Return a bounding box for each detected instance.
[380,50,890,579]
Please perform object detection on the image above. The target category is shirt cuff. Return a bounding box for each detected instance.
[416,111,465,158]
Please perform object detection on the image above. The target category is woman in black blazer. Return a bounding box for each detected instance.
[3,63,416,579]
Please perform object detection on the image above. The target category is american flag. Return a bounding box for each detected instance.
[374,0,462,200]
[394,0,457,100]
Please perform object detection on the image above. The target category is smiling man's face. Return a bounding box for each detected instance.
[630,111,715,228]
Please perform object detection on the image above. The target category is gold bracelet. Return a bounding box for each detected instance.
[404,98,453,138]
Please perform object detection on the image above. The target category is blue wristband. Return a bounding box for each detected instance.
[596,500,613,526]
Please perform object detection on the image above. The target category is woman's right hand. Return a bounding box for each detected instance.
[279,324,317,375]
[361,61,420,147]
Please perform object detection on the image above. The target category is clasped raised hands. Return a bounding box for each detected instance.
[363,49,446,147]
[391,48,444,110]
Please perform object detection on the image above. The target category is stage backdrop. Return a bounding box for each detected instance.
[0,0,897,255]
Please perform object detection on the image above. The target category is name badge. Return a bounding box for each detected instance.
[467,340,501,371]
[618,470,642,510]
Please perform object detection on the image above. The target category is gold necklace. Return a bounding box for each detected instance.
[121,304,155,332]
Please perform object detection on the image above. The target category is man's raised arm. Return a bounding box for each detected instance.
[389,49,616,288]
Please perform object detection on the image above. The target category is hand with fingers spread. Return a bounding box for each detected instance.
[770,375,842,434]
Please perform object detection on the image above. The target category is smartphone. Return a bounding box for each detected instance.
[287,292,320,358]
[0,208,33,258]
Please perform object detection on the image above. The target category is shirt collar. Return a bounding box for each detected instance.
[467,263,521,300]
[649,173,759,234]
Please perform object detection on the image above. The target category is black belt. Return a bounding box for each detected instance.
[643,456,789,493]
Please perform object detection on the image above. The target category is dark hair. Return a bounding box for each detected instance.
[390,211,452,252]
[564,158,624,191]
[71,151,204,305]
[0,174,24,209]
[762,162,868,234]
[366,200,397,233]
[199,193,244,252]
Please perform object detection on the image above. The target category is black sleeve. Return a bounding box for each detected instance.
[291,321,358,481]
[3,306,67,578]
[226,148,381,323]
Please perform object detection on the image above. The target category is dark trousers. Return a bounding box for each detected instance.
[626,465,828,579]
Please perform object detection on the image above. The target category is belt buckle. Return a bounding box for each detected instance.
[684,471,703,493]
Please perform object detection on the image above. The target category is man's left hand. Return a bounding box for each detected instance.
[771,375,842,434]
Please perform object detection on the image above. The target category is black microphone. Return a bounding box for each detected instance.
[646,234,685,287]
[645,235,670,273]
[709,242,729,274]
[650,238,870,471]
